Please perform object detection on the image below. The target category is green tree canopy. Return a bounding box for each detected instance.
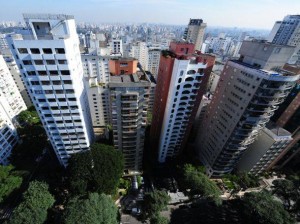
[68,143,124,195]
[150,215,169,224]
[183,164,222,205]
[142,190,170,221]
[63,193,118,224]
[241,190,295,224]
[0,165,22,203]
[17,107,40,126]
[9,181,55,224]
[272,178,299,214]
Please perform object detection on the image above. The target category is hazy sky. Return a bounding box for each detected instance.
[0,0,299,29]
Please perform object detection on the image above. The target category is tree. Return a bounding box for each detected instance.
[272,179,298,211]
[10,108,47,170]
[68,151,94,194]
[68,143,124,195]
[183,164,222,205]
[150,215,169,224]
[142,190,170,221]
[63,193,118,224]
[241,190,295,224]
[91,143,124,194]
[9,181,55,224]
[17,110,40,125]
[0,165,22,203]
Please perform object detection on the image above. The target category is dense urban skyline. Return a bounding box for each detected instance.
[0,0,299,29]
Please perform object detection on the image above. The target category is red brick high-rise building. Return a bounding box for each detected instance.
[150,41,215,162]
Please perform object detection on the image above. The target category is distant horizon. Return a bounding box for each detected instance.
[1,0,299,30]
[0,19,271,32]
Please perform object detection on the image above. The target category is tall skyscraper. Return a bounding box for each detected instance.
[130,42,148,70]
[109,58,151,172]
[0,55,27,164]
[81,54,111,139]
[3,55,32,107]
[268,15,300,65]
[151,42,215,163]
[148,48,161,79]
[183,19,207,51]
[7,14,94,166]
[196,40,299,177]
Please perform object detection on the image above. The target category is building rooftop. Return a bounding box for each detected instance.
[23,13,74,21]
[109,72,150,87]
[266,122,292,137]
[231,60,300,80]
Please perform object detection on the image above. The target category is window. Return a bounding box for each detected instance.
[63,80,72,84]
[18,48,28,54]
[43,48,52,54]
[58,60,67,64]
[30,48,40,54]
[61,70,70,75]
[22,60,32,65]
[55,48,65,54]
[34,60,43,65]
[46,60,55,65]
[38,71,47,76]
[49,70,58,75]
[27,71,36,76]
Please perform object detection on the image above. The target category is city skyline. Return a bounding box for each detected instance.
[0,0,299,29]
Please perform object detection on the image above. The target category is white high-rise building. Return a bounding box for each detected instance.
[4,55,32,107]
[148,48,161,78]
[110,39,123,56]
[130,42,148,70]
[7,14,94,166]
[81,54,111,138]
[0,55,27,164]
[268,15,300,64]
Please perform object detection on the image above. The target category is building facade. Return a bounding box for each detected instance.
[148,48,161,78]
[183,19,207,51]
[268,15,300,64]
[150,42,215,163]
[196,41,299,177]
[0,55,27,164]
[237,123,292,175]
[130,42,148,70]
[109,60,151,172]
[81,54,111,138]
[8,14,94,166]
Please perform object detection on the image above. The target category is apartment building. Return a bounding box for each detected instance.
[0,55,27,164]
[7,14,94,166]
[109,58,151,172]
[150,42,215,163]
[237,123,292,175]
[183,19,207,51]
[196,40,299,177]
[148,48,161,78]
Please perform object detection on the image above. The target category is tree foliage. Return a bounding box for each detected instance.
[9,181,55,224]
[241,190,295,224]
[150,215,169,224]
[63,193,118,224]
[10,108,47,170]
[183,164,221,205]
[68,143,124,195]
[272,176,300,217]
[142,190,170,221]
[17,106,40,125]
[224,172,259,189]
[0,165,22,203]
